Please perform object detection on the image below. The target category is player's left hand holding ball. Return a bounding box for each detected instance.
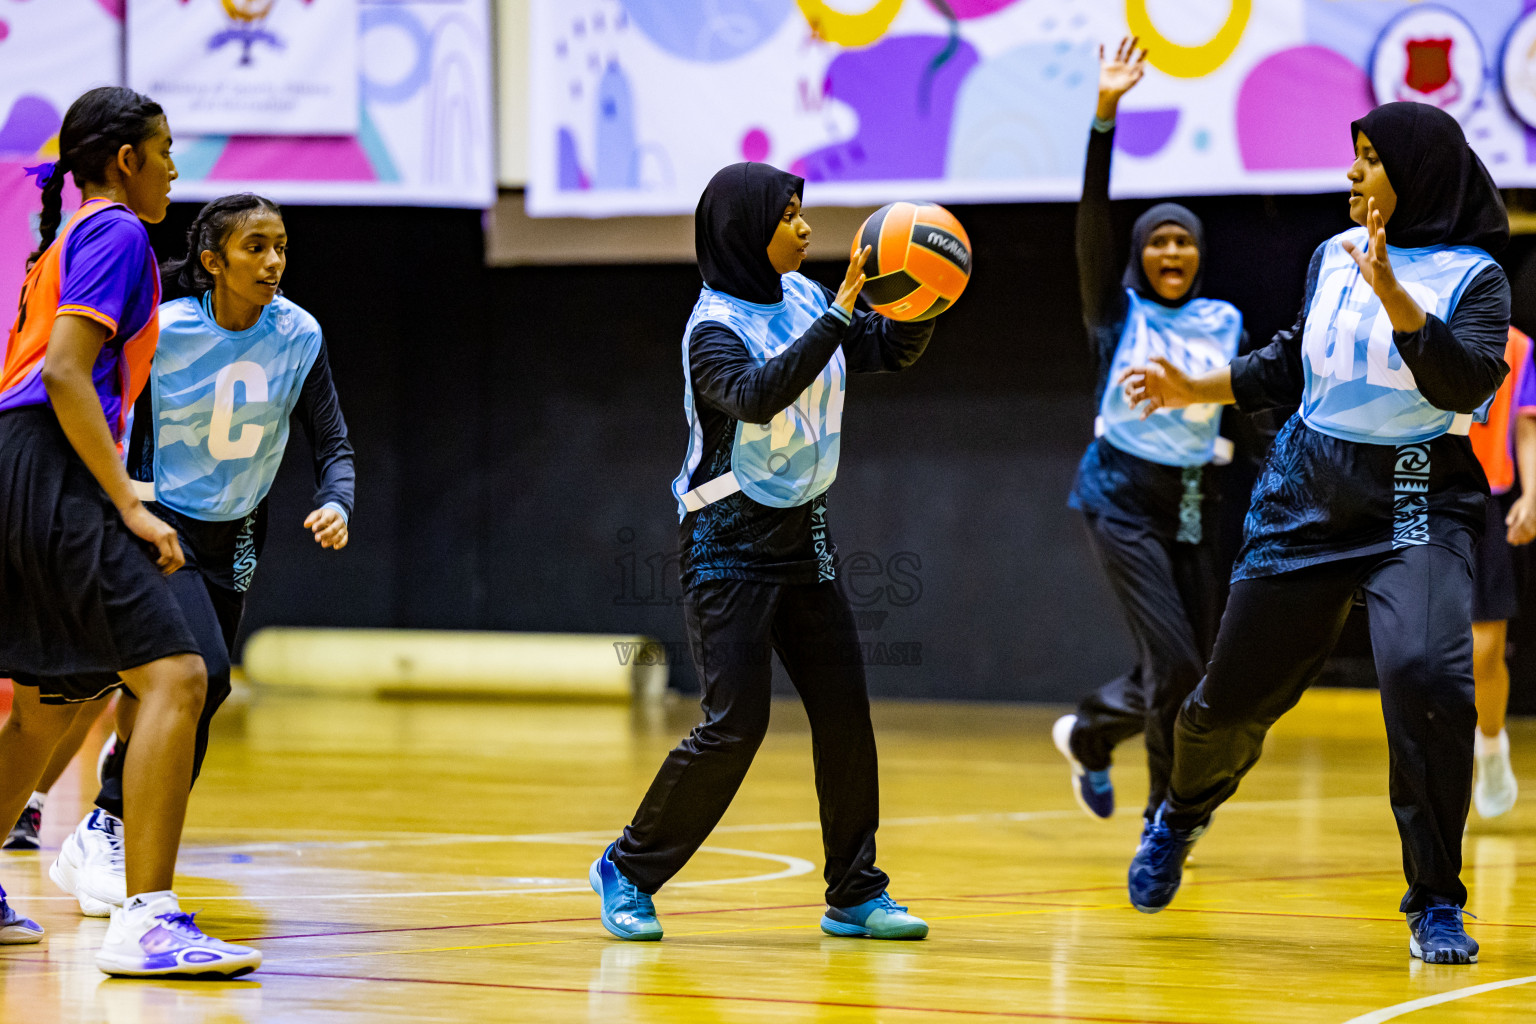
[305,507,349,550]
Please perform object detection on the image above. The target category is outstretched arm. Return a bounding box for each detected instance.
[1076,37,1146,337]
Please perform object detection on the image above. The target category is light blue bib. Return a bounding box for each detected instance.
[673,273,846,516]
[1301,228,1495,445]
[149,295,323,521]
[1100,290,1242,467]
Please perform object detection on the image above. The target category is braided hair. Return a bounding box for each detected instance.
[161,193,284,295]
[27,86,165,268]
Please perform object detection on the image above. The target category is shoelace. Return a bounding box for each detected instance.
[875,893,909,914]
[1418,906,1475,942]
[1141,823,1187,872]
[618,874,656,916]
[98,815,126,869]
[156,910,211,940]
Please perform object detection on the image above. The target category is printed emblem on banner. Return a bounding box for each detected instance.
[1502,10,1536,131]
[209,0,286,66]
[1370,7,1484,123]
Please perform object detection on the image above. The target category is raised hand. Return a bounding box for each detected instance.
[836,244,871,314]
[1118,355,1195,419]
[1098,36,1147,116]
[1340,197,1397,295]
[1341,196,1426,331]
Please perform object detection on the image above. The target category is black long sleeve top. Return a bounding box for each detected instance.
[1068,123,1244,542]
[1229,244,1511,581]
[679,284,932,588]
[127,341,355,591]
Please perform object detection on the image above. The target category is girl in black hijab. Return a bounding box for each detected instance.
[1119,101,1510,965]
[1053,38,1246,833]
[590,162,938,943]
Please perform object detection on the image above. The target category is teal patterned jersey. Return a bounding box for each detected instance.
[1099,291,1242,467]
[149,294,324,521]
[1300,228,1496,444]
[673,273,846,514]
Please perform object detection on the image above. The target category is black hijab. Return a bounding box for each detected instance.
[695,162,804,305]
[1351,102,1508,253]
[1122,202,1206,308]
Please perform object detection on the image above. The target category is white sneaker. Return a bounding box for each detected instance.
[96,891,261,978]
[50,808,126,917]
[1474,729,1519,819]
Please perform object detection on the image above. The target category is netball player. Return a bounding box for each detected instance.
[1052,37,1243,822]
[0,87,260,975]
[590,163,933,941]
[1120,102,1510,964]
[40,193,354,919]
[1467,328,1536,818]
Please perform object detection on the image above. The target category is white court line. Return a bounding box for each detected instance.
[1338,975,1536,1024]
[180,794,1382,857]
[18,845,815,902]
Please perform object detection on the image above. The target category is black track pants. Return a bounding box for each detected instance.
[613,577,889,908]
[95,570,243,817]
[1070,513,1219,820]
[1163,540,1477,912]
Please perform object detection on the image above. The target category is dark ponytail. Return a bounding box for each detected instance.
[26,86,165,268]
[161,193,284,295]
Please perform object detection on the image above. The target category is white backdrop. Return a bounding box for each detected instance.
[526,0,1536,217]
[128,0,359,136]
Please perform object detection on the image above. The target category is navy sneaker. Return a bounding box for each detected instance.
[820,892,928,939]
[1408,904,1478,964]
[1128,804,1206,913]
[589,842,662,941]
[4,797,42,851]
[0,884,43,944]
[1052,714,1113,818]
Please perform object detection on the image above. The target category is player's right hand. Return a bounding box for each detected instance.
[1118,355,1195,419]
[121,503,185,575]
[836,245,870,314]
[1098,36,1147,105]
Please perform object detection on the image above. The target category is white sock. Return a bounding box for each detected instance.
[124,890,177,914]
[1475,729,1510,758]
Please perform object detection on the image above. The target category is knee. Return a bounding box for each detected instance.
[691,706,770,759]
[158,656,209,718]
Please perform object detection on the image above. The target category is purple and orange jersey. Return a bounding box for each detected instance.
[1469,327,1535,495]
[0,198,160,441]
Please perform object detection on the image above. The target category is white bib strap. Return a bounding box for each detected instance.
[130,479,156,502]
[1447,413,1472,436]
[680,470,742,513]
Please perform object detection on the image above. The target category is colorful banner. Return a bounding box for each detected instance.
[128,0,359,136]
[526,0,1536,217]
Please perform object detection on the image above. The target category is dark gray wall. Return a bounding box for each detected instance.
[145,196,1536,711]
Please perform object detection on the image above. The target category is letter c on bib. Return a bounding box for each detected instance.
[209,361,268,461]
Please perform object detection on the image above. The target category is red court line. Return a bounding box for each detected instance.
[259,969,1204,1024]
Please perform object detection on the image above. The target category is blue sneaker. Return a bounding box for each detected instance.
[589,842,662,941]
[820,892,928,939]
[1408,904,1478,964]
[1128,804,1206,913]
[1052,714,1113,819]
[0,884,44,944]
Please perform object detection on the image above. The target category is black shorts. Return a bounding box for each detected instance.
[0,407,198,702]
[1472,491,1519,623]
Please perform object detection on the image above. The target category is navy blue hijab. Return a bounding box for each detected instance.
[1122,202,1206,308]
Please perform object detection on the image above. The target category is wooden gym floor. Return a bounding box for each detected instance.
[1,687,1533,1023]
